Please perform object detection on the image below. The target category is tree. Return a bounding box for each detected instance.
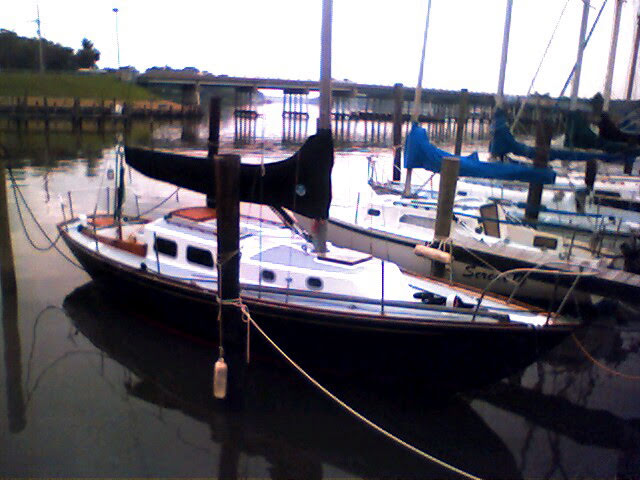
[75,38,100,69]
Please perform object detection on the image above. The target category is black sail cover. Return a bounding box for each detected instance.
[124,129,333,219]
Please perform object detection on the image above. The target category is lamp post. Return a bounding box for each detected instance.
[113,7,120,68]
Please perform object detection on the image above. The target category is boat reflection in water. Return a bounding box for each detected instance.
[63,282,523,479]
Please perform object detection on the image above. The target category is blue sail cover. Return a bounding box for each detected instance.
[489,109,631,163]
[404,123,556,184]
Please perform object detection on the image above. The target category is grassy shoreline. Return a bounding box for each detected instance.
[0,71,158,101]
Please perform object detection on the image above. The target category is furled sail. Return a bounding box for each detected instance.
[564,111,640,155]
[599,111,640,144]
[125,129,333,219]
[489,109,634,163]
[404,123,556,184]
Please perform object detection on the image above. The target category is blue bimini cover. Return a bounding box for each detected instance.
[404,123,556,184]
[489,109,631,163]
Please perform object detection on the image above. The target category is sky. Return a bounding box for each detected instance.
[4,0,640,100]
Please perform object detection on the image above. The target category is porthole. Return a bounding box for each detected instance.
[261,269,275,282]
[306,277,323,290]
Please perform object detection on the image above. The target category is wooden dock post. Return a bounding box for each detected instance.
[454,89,469,156]
[209,97,221,158]
[392,83,404,181]
[524,119,552,222]
[585,157,598,191]
[0,158,27,433]
[432,156,460,278]
[42,97,50,132]
[214,153,246,408]
[71,98,81,132]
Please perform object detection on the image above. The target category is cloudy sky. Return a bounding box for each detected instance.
[4,0,640,99]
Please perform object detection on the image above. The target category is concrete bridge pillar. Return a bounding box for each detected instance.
[282,88,309,144]
[181,82,201,111]
[234,87,258,145]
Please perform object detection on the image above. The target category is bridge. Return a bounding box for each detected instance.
[136,71,497,105]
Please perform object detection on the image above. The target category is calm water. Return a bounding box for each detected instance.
[1,112,640,479]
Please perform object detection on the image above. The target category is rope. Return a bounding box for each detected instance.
[558,0,608,98]
[137,187,181,217]
[472,263,598,321]
[571,333,640,381]
[9,168,62,251]
[8,168,85,270]
[511,0,571,133]
[244,310,483,480]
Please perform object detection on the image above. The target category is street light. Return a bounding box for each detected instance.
[113,7,120,68]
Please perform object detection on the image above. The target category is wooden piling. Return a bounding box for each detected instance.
[585,157,598,191]
[209,97,221,158]
[454,89,469,156]
[524,120,552,222]
[392,83,404,181]
[432,156,460,278]
[214,153,246,407]
[72,98,81,132]
[0,158,26,433]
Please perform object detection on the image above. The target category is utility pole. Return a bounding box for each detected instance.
[36,5,44,73]
[113,8,121,68]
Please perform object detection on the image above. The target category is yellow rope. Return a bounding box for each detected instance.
[237,305,483,480]
[572,333,640,381]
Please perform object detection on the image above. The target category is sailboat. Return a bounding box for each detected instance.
[321,0,640,304]
[57,0,579,390]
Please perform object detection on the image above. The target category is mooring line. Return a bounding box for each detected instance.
[572,333,640,381]
[244,309,483,480]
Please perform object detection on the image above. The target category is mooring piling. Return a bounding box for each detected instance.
[208,97,221,158]
[214,153,246,407]
[0,158,27,433]
[432,156,460,278]
[454,89,469,156]
[524,119,552,223]
[392,83,404,181]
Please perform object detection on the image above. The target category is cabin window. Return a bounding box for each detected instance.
[399,214,435,229]
[186,246,214,268]
[261,269,275,282]
[533,235,558,250]
[154,237,177,257]
[367,208,381,216]
[594,190,620,198]
[306,277,323,290]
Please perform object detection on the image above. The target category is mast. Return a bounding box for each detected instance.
[318,0,332,131]
[403,0,432,197]
[627,3,640,100]
[570,0,590,111]
[603,0,623,112]
[313,0,333,254]
[496,0,513,108]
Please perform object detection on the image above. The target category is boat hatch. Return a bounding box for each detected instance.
[164,211,253,239]
[252,245,371,270]
[171,207,217,221]
[479,203,501,238]
[88,216,117,228]
[317,249,372,266]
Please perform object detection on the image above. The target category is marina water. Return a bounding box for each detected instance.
[1,100,640,478]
